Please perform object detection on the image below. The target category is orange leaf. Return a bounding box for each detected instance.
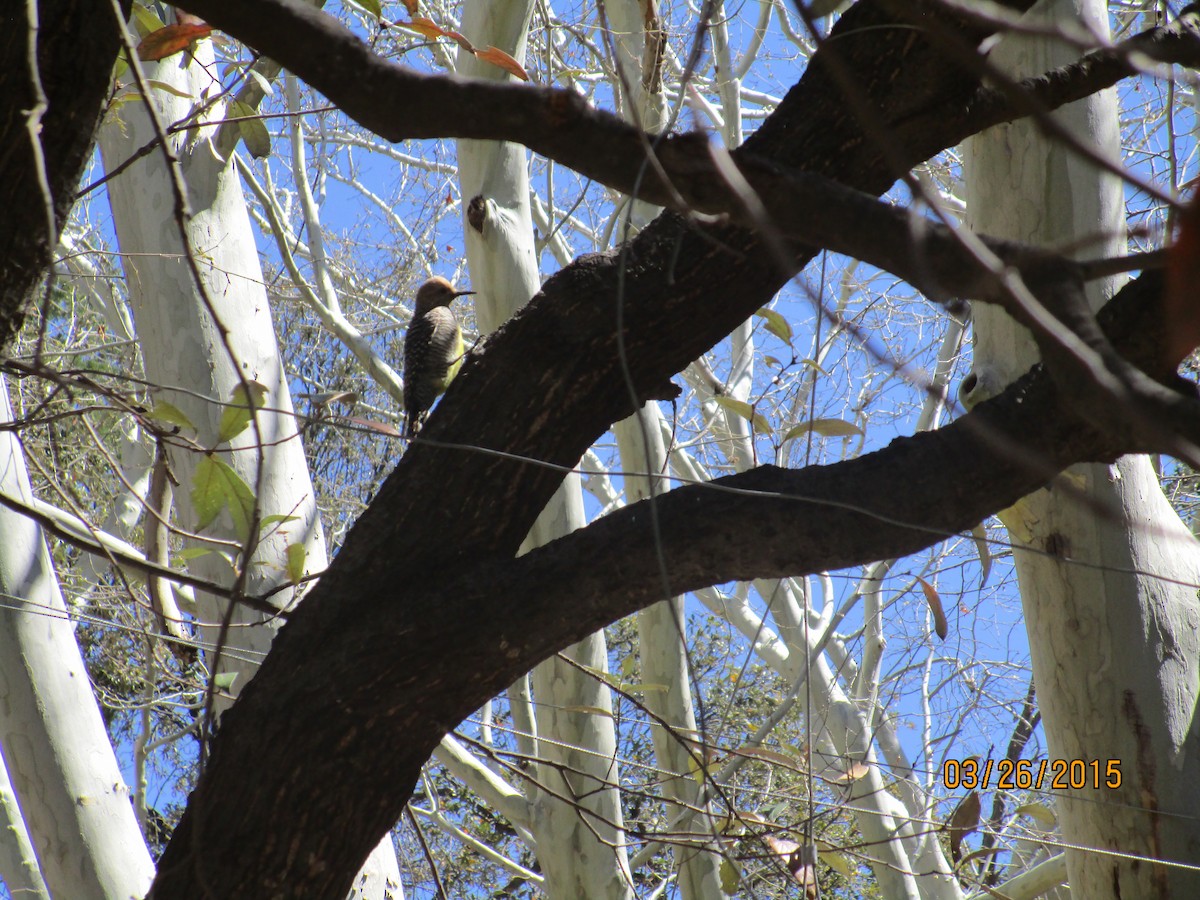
[918,576,948,640]
[1166,195,1200,367]
[442,29,475,52]
[474,46,530,81]
[136,23,213,61]
[401,0,419,11]
[399,17,448,39]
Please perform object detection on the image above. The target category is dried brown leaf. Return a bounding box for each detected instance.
[918,576,948,640]
[946,791,981,862]
[137,23,214,61]
[474,46,530,81]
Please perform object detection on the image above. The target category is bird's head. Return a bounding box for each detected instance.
[414,276,475,314]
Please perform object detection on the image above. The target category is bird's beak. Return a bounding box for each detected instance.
[454,290,477,298]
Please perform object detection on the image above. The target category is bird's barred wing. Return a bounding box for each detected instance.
[403,306,462,430]
[423,307,462,364]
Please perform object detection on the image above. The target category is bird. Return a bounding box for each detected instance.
[402,276,475,438]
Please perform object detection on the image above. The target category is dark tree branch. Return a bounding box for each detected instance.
[172,0,1200,451]
[0,0,129,347]
[134,0,1198,896]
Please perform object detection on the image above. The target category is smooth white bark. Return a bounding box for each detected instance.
[456,2,634,896]
[0,748,50,900]
[0,380,154,900]
[964,2,1200,895]
[98,34,401,896]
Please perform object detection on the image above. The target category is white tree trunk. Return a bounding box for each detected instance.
[97,31,401,896]
[0,379,154,900]
[605,0,725,893]
[456,2,634,896]
[964,2,1200,895]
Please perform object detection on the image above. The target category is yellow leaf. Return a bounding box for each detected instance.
[733,746,804,771]
[1014,802,1057,828]
[713,395,770,432]
[819,847,854,879]
[784,418,863,442]
[286,542,307,586]
[831,760,870,783]
[754,307,793,343]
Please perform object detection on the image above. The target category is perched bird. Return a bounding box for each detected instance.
[403,276,475,437]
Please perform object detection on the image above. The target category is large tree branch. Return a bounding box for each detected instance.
[149,0,1198,895]
[155,269,1171,899]
[175,0,1200,450]
[174,0,1200,218]
[0,0,128,347]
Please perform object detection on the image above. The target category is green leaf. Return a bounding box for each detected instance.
[801,357,831,377]
[713,395,770,432]
[619,654,637,678]
[131,4,166,38]
[216,460,257,543]
[217,381,269,444]
[285,542,307,586]
[228,99,272,160]
[783,417,863,442]
[719,859,741,894]
[345,0,382,17]
[246,67,274,96]
[689,755,716,785]
[560,705,613,718]
[191,454,226,532]
[259,513,299,532]
[148,400,195,432]
[620,682,669,694]
[190,454,257,542]
[754,307,793,344]
[145,79,194,99]
[818,844,855,878]
[177,546,214,561]
[213,671,238,691]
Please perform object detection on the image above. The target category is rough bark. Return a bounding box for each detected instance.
[144,1,1200,894]
[0,0,128,346]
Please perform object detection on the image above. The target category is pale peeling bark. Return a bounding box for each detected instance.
[964,1,1200,895]
[97,30,401,896]
[0,379,154,900]
[457,2,633,896]
[605,0,725,893]
[619,409,728,900]
[0,750,49,900]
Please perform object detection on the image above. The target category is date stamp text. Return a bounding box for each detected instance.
[942,758,1122,791]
